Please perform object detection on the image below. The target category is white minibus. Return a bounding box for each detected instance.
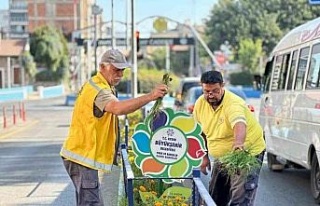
[260,17,320,203]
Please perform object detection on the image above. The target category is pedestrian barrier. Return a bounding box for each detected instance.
[1,102,26,129]
[38,85,65,99]
[0,86,34,102]
[120,116,216,206]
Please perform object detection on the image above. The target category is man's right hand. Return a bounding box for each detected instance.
[149,84,168,100]
[200,155,211,175]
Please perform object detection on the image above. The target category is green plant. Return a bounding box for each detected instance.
[149,73,172,119]
[219,149,260,176]
[119,110,143,143]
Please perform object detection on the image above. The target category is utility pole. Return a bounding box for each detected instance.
[165,42,170,73]
[92,4,103,73]
[126,0,130,50]
[131,0,138,98]
[111,0,115,48]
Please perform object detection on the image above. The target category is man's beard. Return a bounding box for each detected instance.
[207,98,222,106]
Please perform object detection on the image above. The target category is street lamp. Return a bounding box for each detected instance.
[92,4,103,73]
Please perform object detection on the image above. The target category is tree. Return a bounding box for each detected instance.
[149,47,191,76]
[29,26,69,82]
[21,51,37,84]
[238,38,263,74]
[205,0,320,57]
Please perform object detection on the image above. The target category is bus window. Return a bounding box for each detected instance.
[295,47,310,90]
[271,55,283,91]
[306,43,320,89]
[279,53,290,90]
[262,58,273,93]
[271,54,289,91]
[286,50,298,90]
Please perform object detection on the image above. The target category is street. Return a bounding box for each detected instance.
[0,96,318,205]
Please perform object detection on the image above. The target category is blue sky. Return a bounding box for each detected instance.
[1,0,216,32]
[97,0,216,24]
[1,0,216,22]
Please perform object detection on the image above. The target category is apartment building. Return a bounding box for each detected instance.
[8,0,94,40]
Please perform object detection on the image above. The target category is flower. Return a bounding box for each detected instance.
[139,185,147,192]
[154,202,163,206]
[132,108,207,184]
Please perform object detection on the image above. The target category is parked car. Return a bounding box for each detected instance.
[183,86,255,114]
[174,77,200,109]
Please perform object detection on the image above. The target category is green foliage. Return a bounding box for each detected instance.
[229,71,254,86]
[149,73,172,120]
[238,38,263,73]
[119,110,143,141]
[148,48,190,76]
[21,51,37,83]
[29,25,69,82]
[205,0,320,57]
[219,150,260,176]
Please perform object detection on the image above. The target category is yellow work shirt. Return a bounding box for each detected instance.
[193,90,265,158]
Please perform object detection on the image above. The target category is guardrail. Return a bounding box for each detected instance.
[0,86,33,102]
[0,85,65,102]
[120,116,216,206]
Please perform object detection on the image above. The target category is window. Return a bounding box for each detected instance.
[306,43,320,89]
[271,55,282,91]
[271,54,290,91]
[295,47,310,90]
[286,50,297,90]
[279,53,290,90]
[262,58,273,93]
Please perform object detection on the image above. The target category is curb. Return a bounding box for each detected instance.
[117,166,124,206]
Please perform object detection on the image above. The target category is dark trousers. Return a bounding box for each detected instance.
[209,151,265,206]
[62,157,104,206]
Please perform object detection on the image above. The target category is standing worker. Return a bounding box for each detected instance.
[60,49,168,205]
[193,70,265,206]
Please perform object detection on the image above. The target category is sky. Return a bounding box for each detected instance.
[96,0,216,24]
[0,0,217,32]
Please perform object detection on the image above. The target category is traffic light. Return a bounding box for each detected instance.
[135,31,140,52]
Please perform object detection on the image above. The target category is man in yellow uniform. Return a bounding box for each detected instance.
[193,70,265,206]
[60,49,168,206]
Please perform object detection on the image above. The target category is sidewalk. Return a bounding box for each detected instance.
[101,165,122,206]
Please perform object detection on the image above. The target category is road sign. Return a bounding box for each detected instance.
[75,37,194,47]
[309,0,320,5]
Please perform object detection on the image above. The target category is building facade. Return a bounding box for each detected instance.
[8,0,94,40]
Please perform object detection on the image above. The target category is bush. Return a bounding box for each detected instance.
[229,70,254,86]
[116,68,180,95]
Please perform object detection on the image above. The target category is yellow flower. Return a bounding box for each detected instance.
[181,204,188,206]
[151,191,157,196]
[167,202,173,206]
[175,196,182,202]
[139,185,147,192]
[154,202,163,206]
[133,188,138,192]
[129,156,135,163]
